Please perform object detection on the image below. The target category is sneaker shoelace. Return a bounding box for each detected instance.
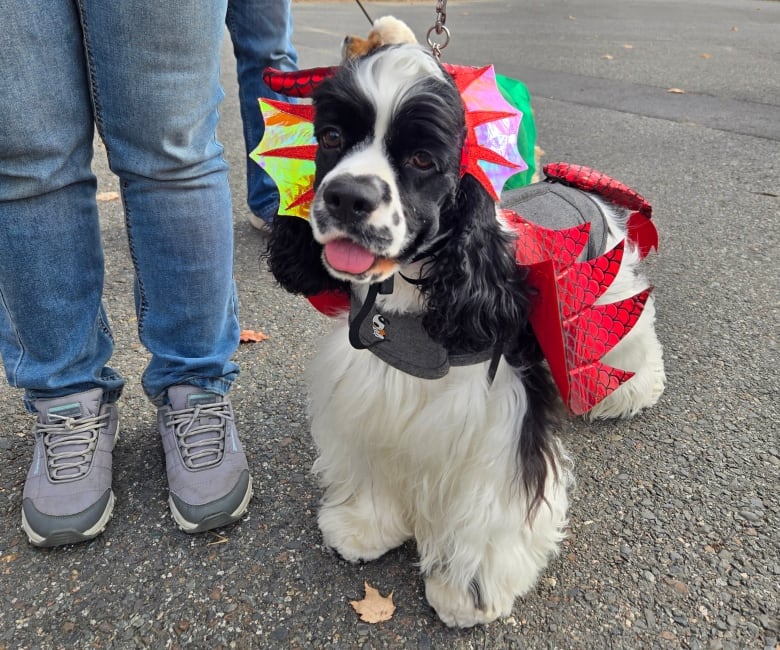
[36,411,109,482]
[166,400,232,470]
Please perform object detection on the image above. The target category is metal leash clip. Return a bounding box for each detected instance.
[426,0,450,58]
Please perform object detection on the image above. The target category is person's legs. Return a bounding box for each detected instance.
[0,1,123,408]
[80,0,240,402]
[226,0,298,229]
[80,0,251,532]
[0,0,122,546]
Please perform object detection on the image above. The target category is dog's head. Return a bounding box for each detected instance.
[268,45,523,327]
[307,44,464,284]
[268,43,529,354]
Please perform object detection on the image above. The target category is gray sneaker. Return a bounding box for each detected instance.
[157,386,252,533]
[21,388,118,547]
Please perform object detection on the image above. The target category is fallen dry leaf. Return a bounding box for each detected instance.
[350,582,395,623]
[96,191,120,202]
[667,87,686,94]
[239,329,269,343]
[207,531,229,546]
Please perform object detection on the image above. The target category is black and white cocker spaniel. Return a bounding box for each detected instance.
[267,44,665,627]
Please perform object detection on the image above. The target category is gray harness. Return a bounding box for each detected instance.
[347,180,610,379]
[348,286,496,379]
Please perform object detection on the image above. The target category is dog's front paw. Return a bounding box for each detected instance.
[424,574,513,628]
[318,498,410,563]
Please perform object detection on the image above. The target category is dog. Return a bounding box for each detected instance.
[266,44,665,627]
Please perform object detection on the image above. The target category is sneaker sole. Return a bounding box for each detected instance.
[22,490,115,548]
[170,476,253,534]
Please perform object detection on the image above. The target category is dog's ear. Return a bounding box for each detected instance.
[420,174,532,355]
[266,216,347,296]
[421,174,562,517]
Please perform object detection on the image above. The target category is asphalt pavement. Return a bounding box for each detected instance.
[1,1,778,648]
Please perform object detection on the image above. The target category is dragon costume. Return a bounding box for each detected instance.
[251,63,658,415]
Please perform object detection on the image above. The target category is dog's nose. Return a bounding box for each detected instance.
[322,176,381,223]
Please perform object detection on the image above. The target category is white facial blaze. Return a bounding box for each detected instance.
[314,141,406,255]
[353,45,448,141]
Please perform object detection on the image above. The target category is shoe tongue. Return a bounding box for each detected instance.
[36,388,103,425]
[34,389,104,480]
[166,386,218,411]
[47,402,82,419]
[187,392,219,408]
[167,387,223,468]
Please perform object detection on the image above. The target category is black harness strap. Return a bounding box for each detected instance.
[348,277,394,350]
[486,342,503,384]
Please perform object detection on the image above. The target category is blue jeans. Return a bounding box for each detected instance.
[0,0,240,410]
[226,0,298,225]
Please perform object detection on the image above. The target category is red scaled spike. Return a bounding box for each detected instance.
[563,289,652,365]
[567,364,635,415]
[506,211,590,268]
[556,243,625,320]
[263,66,339,98]
[627,211,659,258]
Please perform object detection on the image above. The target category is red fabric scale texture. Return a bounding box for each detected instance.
[509,163,658,414]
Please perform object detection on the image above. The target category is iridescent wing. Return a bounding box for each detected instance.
[249,99,317,219]
[443,64,526,200]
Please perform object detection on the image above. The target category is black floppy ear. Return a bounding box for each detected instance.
[266,216,347,296]
[422,174,562,517]
[420,174,532,355]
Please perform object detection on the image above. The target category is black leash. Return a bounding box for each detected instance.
[353,0,374,26]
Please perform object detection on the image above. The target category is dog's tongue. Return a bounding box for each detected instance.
[324,239,376,274]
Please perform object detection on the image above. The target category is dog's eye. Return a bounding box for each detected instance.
[318,127,342,150]
[409,151,435,170]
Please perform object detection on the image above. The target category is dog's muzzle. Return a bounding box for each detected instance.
[313,172,401,281]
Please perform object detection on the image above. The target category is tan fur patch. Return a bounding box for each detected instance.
[342,16,418,62]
